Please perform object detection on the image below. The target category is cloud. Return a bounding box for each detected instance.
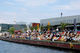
[4,1,14,6]
[51,0,80,12]
[61,0,80,10]
[0,0,80,24]
[0,12,16,18]
[0,12,17,24]
[15,0,25,2]
[0,19,7,23]
[69,0,80,10]
[20,8,27,11]
[15,0,56,7]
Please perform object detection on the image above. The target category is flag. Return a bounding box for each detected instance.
[48,21,50,26]
[48,21,50,31]
[37,24,39,31]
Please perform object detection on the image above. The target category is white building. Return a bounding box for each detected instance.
[40,15,80,26]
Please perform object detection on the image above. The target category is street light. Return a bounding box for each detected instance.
[61,12,63,18]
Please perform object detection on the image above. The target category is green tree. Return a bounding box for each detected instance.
[40,25,43,31]
[60,23,67,30]
[20,30,23,33]
[30,26,34,31]
[46,25,50,31]
[24,28,27,32]
[8,27,15,34]
[34,26,37,30]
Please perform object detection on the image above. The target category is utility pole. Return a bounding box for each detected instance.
[13,17,17,30]
[14,17,16,24]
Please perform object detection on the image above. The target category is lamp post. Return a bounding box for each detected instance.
[60,12,63,31]
[61,12,63,18]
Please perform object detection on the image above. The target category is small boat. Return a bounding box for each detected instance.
[0,37,80,51]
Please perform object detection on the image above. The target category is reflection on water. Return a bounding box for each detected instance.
[0,40,77,53]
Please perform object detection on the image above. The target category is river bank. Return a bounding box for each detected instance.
[0,40,78,53]
[0,37,80,51]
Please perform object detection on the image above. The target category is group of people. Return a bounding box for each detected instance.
[14,30,80,42]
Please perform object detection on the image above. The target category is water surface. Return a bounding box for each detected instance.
[0,40,77,53]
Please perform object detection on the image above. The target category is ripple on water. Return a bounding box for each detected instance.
[0,40,77,53]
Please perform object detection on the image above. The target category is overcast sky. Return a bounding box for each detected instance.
[0,0,80,24]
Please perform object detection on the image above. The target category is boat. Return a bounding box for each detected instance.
[0,37,80,51]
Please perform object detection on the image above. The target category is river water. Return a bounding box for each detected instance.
[0,40,77,53]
